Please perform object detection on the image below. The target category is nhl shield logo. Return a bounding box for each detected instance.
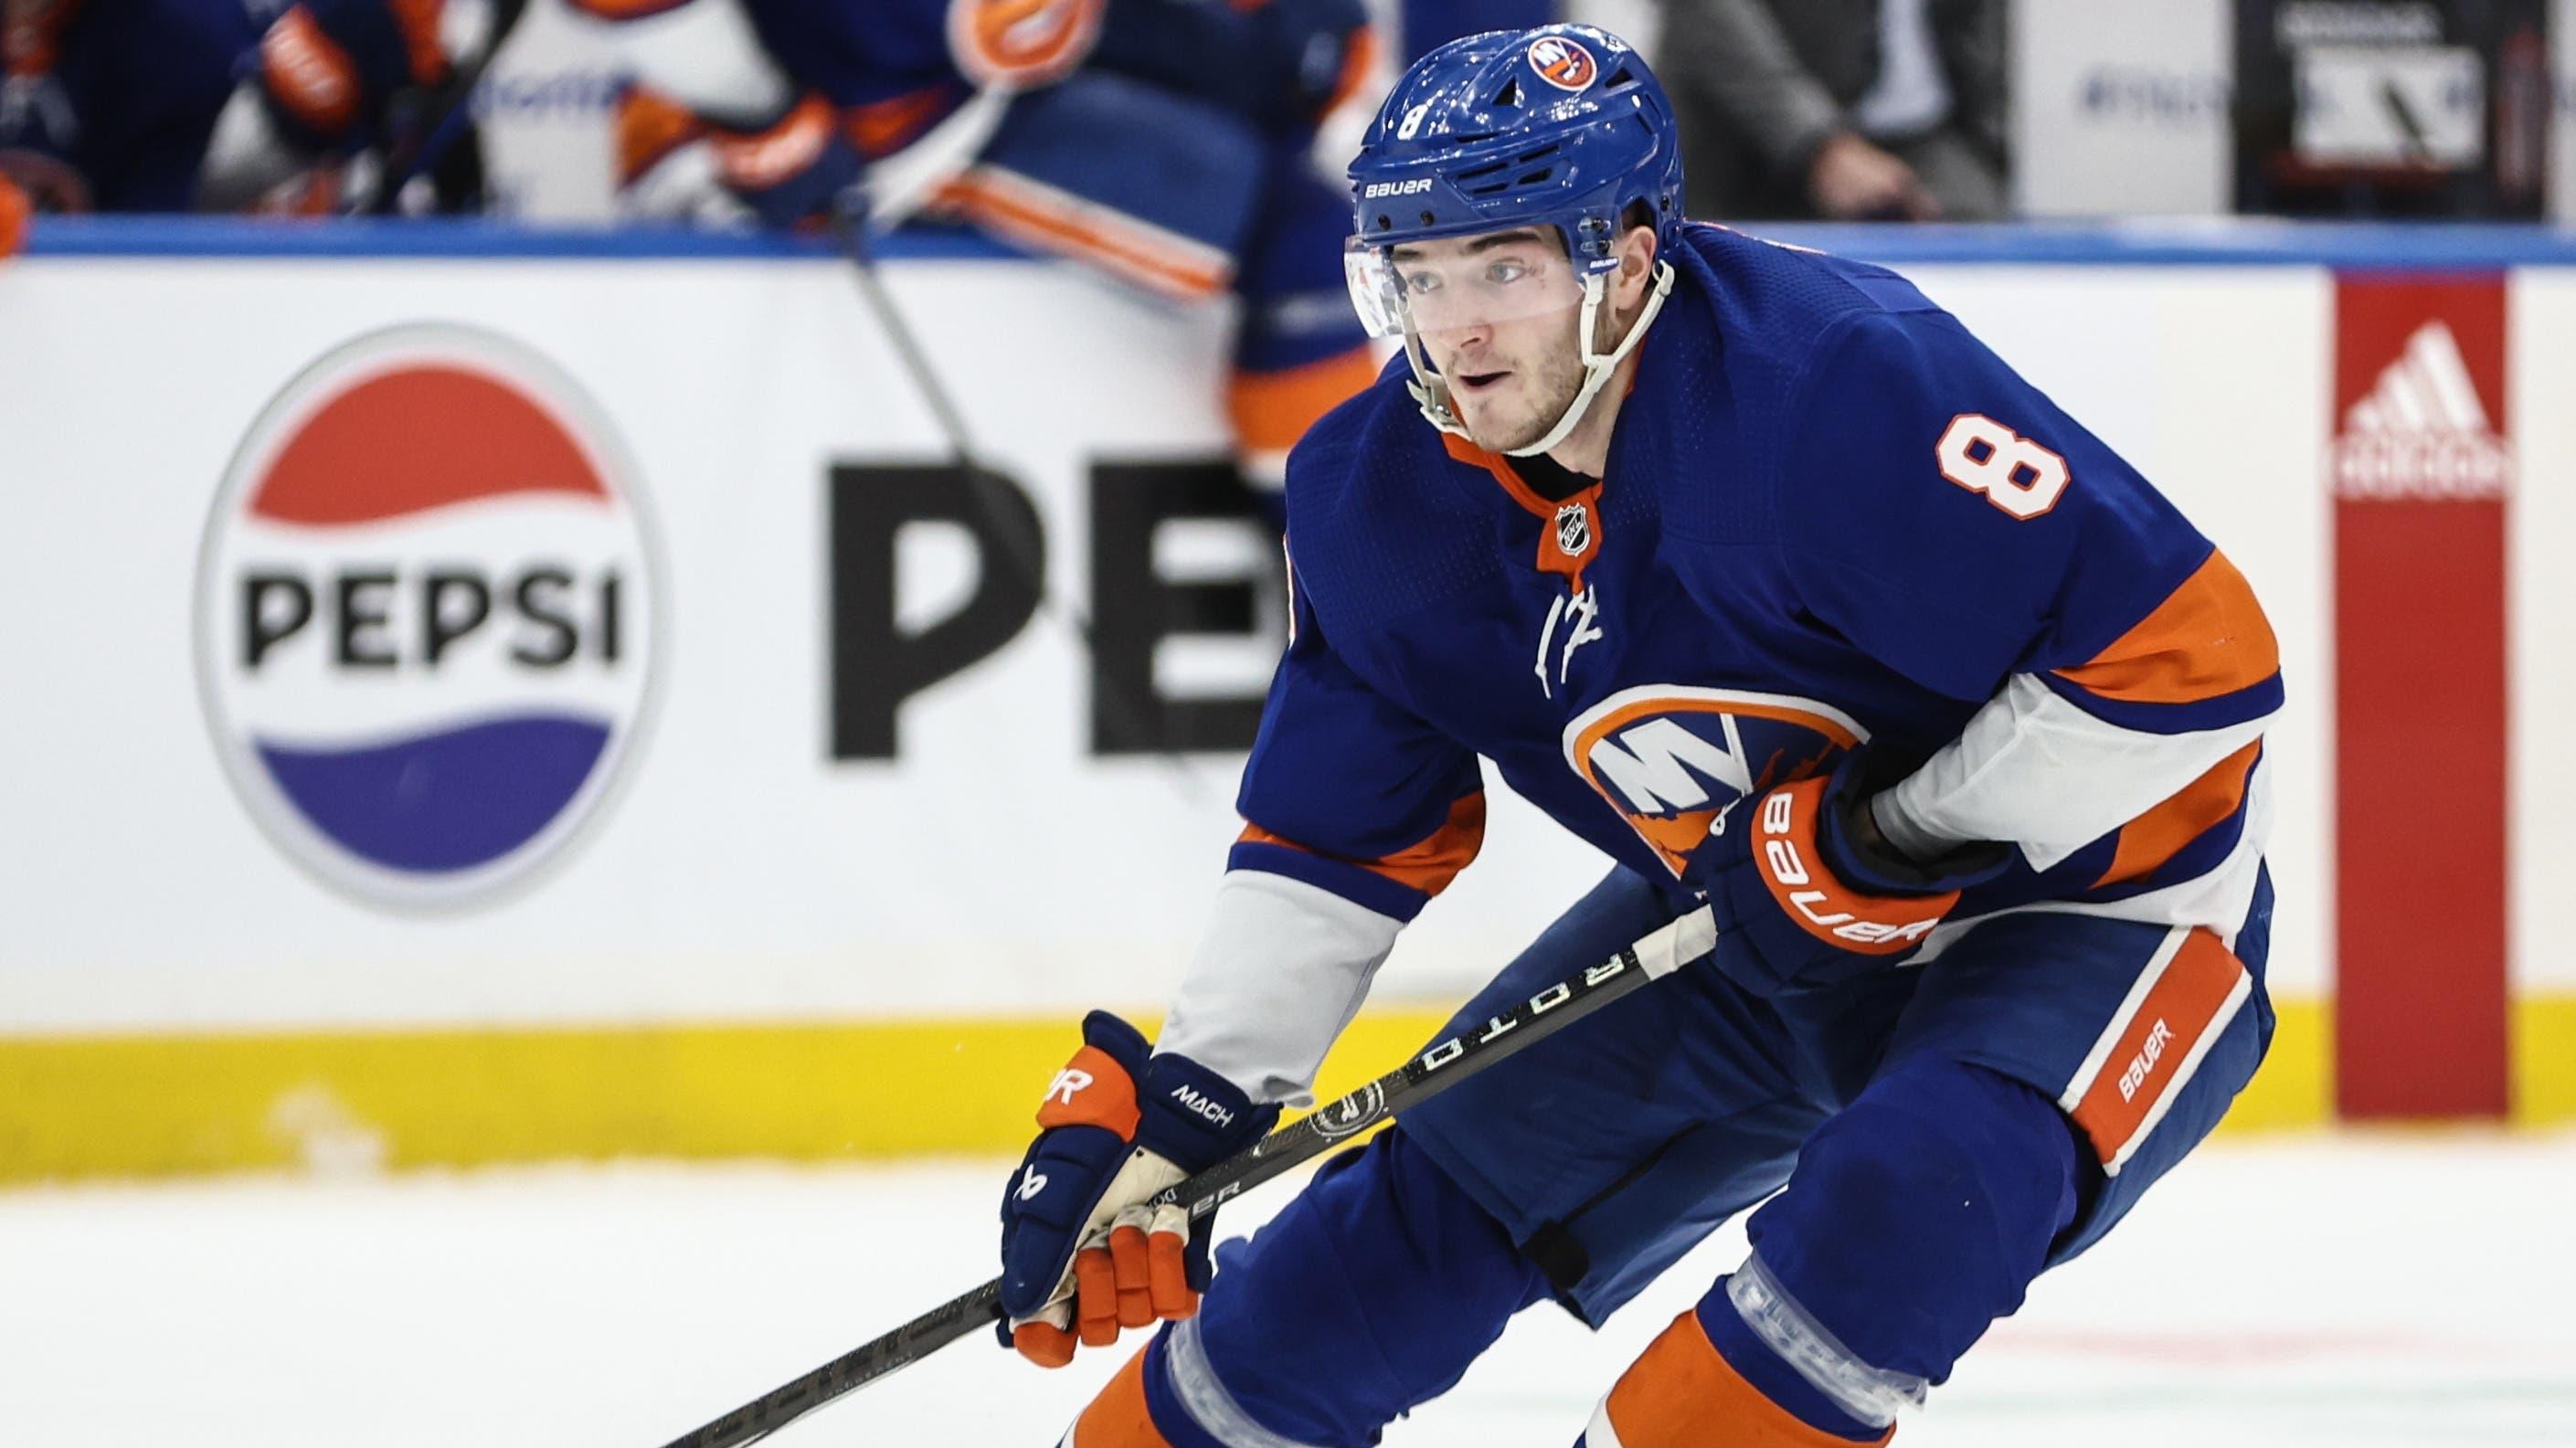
[1553,502,1593,557]
[1528,37,1598,91]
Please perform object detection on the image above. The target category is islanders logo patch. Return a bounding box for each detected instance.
[194,324,662,909]
[1562,685,1863,876]
[1528,36,1598,92]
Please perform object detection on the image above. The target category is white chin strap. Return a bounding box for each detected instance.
[1406,260,1677,457]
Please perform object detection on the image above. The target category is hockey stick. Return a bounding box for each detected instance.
[826,197,1219,805]
[652,903,1721,1448]
[345,0,532,216]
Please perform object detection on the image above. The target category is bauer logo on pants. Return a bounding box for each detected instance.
[194,324,662,910]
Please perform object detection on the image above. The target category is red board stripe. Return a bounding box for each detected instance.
[2331,275,2512,1119]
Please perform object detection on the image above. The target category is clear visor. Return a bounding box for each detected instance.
[1343,234,1587,342]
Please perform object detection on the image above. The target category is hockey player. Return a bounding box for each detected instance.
[580,0,1381,490]
[0,0,468,213]
[994,23,2284,1447]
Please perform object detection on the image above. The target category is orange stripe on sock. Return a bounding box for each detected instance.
[2095,742,2262,887]
[2068,930,2249,1171]
[2055,548,2279,705]
[933,168,1231,301]
[1069,1348,1174,1447]
[1227,348,1379,457]
[1601,1310,1892,1448]
[1237,793,1486,900]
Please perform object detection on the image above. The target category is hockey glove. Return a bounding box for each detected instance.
[996,1010,1278,1367]
[1687,749,2011,997]
[705,96,866,231]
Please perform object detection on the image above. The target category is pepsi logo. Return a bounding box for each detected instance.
[1561,685,1862,875]
[1528,37,1599,92]
[194,324,662,909]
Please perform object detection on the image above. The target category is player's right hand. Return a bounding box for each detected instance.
[996,1010,1277,1367]
[705,96,866,231]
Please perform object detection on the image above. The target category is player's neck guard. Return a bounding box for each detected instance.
[1406,260,1676,460]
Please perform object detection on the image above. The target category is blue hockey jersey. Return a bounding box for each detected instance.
[1225,223,2281,957]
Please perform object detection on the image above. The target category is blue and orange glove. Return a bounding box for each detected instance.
[705,96,866,231]
[997,1010,1278,1367]
[1687,750,2012,997]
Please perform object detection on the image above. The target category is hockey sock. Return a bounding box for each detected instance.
[1060,1127,1549,1448]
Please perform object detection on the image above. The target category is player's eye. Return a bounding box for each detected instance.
[1485,259,1530,285]
[1402,270,1442,296]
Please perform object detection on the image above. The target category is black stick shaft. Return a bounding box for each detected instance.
[827,204,1216,804]
[652,906,1716,1448]
[348,0,531,216]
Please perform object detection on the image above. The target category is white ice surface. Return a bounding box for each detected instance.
[3,1134,2572,1447]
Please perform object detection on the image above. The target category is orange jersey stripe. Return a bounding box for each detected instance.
[932,168,1231,301]
[1439,432,1614,594]
[1227,347,1379,457]
[2095,741,2263,888]
[844,84,957,159]
[2055,548,2279,706]
[2064,929,2252,1174]
[614,88,705,187]
[1320,24,1380,118]
[1442,432,1555,520]
[1068,1348,1173,1446]
[1598,1309,1893,1448]
[1238,793,1487,900]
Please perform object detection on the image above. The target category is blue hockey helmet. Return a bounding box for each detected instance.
[1344,25,1685,453]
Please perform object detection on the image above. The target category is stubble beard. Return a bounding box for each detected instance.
[1465,348,1586,454]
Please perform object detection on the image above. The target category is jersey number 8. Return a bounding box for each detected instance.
[1936,414,2069,520]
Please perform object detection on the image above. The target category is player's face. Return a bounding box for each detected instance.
[1384,230,1587,452]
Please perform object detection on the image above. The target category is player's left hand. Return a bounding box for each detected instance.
[1685,749,2010,996]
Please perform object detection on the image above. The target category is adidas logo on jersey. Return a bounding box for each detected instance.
[2333,320,2512,500]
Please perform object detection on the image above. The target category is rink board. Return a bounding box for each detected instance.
[1,220,2571,1180]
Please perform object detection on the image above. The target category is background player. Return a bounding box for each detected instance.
[993,22,2284,1447]
[580,0,1383,495]
[0,0,484,214]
